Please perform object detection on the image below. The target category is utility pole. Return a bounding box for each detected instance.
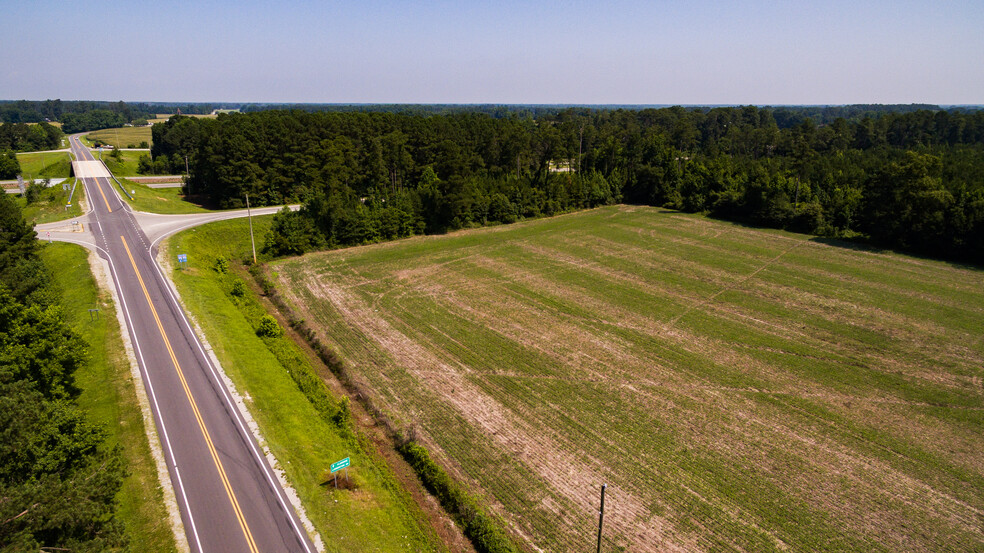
[578,122,584,176]
[596,483,607,553]
[246,193,257,264]
[185,156,191,196]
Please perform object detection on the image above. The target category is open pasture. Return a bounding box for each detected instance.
[275,205,984,552]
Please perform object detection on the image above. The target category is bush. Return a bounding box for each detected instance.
[256,315,283,337]
[213,255,229,273]
[230,279,246,298]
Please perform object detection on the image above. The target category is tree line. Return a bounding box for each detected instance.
[0,122,62,152]
[0,122,65,179]
[0,193,126,551]
[0,99,227,125]
[149,106,984,263]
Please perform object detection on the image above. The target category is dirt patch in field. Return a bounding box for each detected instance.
[299,267,694,552]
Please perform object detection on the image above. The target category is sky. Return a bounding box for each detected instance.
[2,0,982,105]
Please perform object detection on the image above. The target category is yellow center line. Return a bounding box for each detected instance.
[94,177,113,212]
[121,236,259,553]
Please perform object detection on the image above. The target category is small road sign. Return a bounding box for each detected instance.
[177,253,188,263]
[330,457,350,473]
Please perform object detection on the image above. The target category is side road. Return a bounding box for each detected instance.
[36,204,298,251]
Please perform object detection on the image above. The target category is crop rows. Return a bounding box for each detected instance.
[276,206,984,552]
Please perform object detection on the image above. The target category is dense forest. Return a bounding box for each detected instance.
[150,106,984,263]
[0,193,126,551]
[0,122,63,152]
[0,100,228,126]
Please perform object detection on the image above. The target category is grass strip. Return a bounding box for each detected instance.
[166,218,447,552]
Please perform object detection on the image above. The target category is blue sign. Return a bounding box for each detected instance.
[177,254,188,263]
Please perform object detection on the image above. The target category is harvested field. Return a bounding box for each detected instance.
[274,205,984,552]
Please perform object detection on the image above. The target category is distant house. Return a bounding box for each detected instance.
[548,160,575,173]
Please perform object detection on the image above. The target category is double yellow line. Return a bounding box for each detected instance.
[121,236,258,553]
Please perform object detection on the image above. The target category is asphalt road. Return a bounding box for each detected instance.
[64,136,316,553]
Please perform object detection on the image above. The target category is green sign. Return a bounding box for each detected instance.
[330,457,350,473]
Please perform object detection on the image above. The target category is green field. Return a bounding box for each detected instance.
[100,149,146,177]
[165,218,449,552]
[86,126,152,148]
[15,150,72,178]
[42,243,178,553]
[18,178,86,224]
[118,178,208,214]
[274,205,984,552]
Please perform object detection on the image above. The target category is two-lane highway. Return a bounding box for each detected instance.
[69,136,316,553]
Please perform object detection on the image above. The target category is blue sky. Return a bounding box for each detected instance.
[3,0,982,104]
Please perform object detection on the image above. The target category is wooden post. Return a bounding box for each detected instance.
[596,483,607,553]
[246,193,257,264]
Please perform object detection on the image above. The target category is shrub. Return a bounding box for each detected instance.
[256,315,283,337]
[398,441,519,553]
[230,279,246,298]
[213,255,229,273]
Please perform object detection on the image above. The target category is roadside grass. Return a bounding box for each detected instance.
[41,242,178,553]
[118,178,209,214]
[15,150,72,179]
[165,217,448,553]
[86,126,152,149]
[101,150,146,177]
[18,178,86,224]
[273,205,984,553]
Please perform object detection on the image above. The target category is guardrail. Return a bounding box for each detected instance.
[100,159,134,201]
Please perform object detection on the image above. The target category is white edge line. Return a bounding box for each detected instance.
[82,237,205,553]
[103,245,205,553]
[147,239,316,553]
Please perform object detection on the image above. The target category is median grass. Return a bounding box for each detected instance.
[273,205,984,553]
[15,150,72,178]
[164,217,448,553]
[41,242,178,553]
[86,126,152,149]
